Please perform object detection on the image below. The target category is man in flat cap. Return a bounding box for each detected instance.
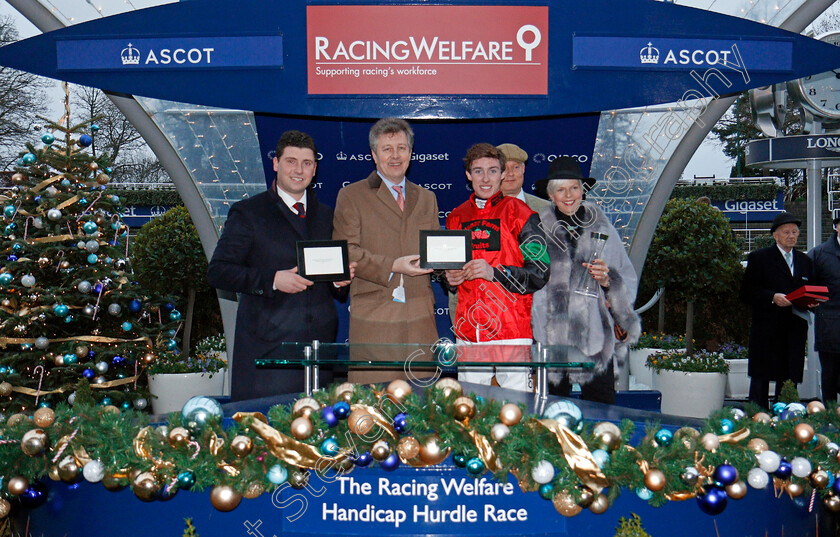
[496,143,550,213]
[809,210,840,403]
[740,211,814,408]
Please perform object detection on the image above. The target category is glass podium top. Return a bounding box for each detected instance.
[255,342,595,369]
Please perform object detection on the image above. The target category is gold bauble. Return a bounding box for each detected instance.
[794,423,815,444]
[7,413,29,427]
[168,426,190,447]
[576,487,595,508]
[74,345,89,358]
[48,465,60,481]
[292,397,321,418]
[334,382,355,399]
[418,435,449,465]
[0,499,11,518]
[452,396,476,420]
[371,439,391,461]
[59,260,70,270]
[210,485,242,512]
[290,417,314,440]
[21,428,48,456]
[552,491,582,517]
[588,493,609,514]
[747,438,769,454]
[101,405,120,415]
[142,352,156,365]
[347,409,375,436]
[807,400,826,414]
[57,455,81,483]
[674,427,699,450]
[752,412,771,424]
[0,382,12,397]
[131,471,159,501]
[726,480,748,500]
[95,173,111,185]
[434,377,463,398]
[397,436,421,460]
[7,476,29,495]
[700,433,720,452]
[243,482,265,499]
[335,457,355,473]
[644,469,666,492]
[787,481,804,498]
[825,495,840,512]
[386,379,412,404]
[11,173,24,184]
[0,299,11,308]
[102,474,127,491]
[811,470,830,489]
[89,162,99,171]
[499,403,523,426]
[593,422,622,451]
[33,407,55,428]
[230,435,253,457]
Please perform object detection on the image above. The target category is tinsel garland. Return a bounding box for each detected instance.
[0,378,839,517]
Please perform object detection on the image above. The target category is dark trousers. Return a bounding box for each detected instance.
[819,351,840,404]
[550,361,616,404]
[748,377,786,410]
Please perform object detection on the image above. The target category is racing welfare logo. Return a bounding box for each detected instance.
[307,5,548,95]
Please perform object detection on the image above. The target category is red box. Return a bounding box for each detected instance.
[786,285,829,308]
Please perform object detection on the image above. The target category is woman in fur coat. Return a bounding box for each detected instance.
[531,157,641,404]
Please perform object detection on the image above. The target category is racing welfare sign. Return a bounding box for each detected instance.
[306,5,548,95]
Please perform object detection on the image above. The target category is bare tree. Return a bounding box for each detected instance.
[0,15,49,169]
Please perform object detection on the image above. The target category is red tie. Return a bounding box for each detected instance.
[293,202,305,218]
[392,185,404,211]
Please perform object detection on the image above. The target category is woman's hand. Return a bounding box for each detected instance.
[584,258,610,288]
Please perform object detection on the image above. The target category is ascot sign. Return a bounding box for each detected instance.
[307,5,548,95]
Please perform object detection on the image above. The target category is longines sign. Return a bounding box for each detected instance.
[306,5,548,95]
[745,134,840,169]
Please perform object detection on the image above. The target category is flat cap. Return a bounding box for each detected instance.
[496,143,528,163]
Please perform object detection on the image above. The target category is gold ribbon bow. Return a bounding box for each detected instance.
[536,419,608,493]
[209,432,240,476]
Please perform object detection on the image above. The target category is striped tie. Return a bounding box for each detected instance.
[393,185,404,211]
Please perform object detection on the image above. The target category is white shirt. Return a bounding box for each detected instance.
[276,185,306,216]
[514,189,527,203]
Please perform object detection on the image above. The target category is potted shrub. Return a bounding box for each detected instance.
[719,342,749,399]
[646,349,729,418]
[629,332,686,388]
[147,334,227,414]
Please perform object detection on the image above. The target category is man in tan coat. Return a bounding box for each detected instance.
[334,118,441,382]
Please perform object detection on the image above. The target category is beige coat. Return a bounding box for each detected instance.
[334,172,440,376]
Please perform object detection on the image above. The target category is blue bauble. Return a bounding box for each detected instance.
[165,339,178,351]
[321,406,338,428]
[774,460,792,480]
[466,457,485,475]
[112,355,124,365]
[177,471,196,489]
[41,133,55,145]
[163,302,175,312]
[0,273,12,285]
[538,483,554,500]
[7,255,17,262]
[11,242,23,253]
[696,485,727,515]
[100,397,112,406]
[121,321,132,331]
[82,221,98,235]
[181,396,223,429]
[60,178,71,187]
[82,369,95,379]
[267,465,288,485]
[78,134,93,147]
[105,167,113,174]
[169,309,182,321]
[53,304,69,317]
[320,437,340,456]
[90,124,100,132]
[380,453,400,472]
[434,341,458,365]
[94,283,103,293]
[21,344,32,351]
[718,419,734,434]
[831,475,840,496]
[592,449,610,468]
[110,195,121,204]
[64,315,75,324]
[156,483,178,502]
[636,487,654,501]
[63,353,77,365]
[87,254,98,264]
[654,428,673,446]
[772,402,786,415]
[452,453,467,468]
[713,464,738,486]
[354,452,373,467]
[167,330,177,338]
[333,401,350,419]
[79,198,88,206]
[18,481,48,509]
[5,223,18,235]
[128,299,142,312]
[3,205,15,218]
[543,400,583,424]
[393,412,409,433]
[21,153,36,165]
[121,401,131,410]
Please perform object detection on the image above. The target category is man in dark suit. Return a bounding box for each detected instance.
[208,130,354,401]
[809,210,840,403]
[740,211,814,409]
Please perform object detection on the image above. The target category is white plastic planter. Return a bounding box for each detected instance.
[652,369,726,419]
[725,359,749,399]
[629,348,686,388]
[148,370,226,415]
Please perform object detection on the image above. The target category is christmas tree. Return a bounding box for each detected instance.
[0,85,179,413]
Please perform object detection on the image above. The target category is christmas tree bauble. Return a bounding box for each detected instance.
[78,135,93,147]
[41,133,54,145]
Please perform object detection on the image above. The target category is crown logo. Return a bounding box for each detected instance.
[640,42,659,64]
[336,151,347,161]
[121,43,140,65]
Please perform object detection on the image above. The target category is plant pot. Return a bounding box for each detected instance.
[148,370,226,415]
[724,358,749,399]
[652,369,726,419]
[629,348,686,388]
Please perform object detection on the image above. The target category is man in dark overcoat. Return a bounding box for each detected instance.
[809,210,840,403]
[740,212,814,409]
[208,130,353,401]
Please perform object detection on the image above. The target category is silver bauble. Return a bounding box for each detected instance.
[133,398,148,410]
[82,305,96,317]
[47,208,62,221]
[107,303,121,316]
[34,337,49,349]
[20,274,35,287]
[85,240,99,253]
[95,361,109,374]
[77,280,92,293]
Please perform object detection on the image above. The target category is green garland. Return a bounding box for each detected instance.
[0,378,838,518]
